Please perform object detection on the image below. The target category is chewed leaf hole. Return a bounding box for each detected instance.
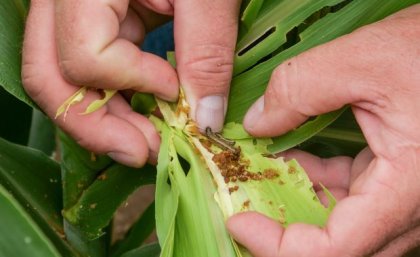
[177,154,191,176]
[237,27,276,56]
[236,0,354,74]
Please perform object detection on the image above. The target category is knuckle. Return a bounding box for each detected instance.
[181,44,234,92]
[21,62,45,100]
[268,60,299,108]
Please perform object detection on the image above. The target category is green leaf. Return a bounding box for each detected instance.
[0,137,77,257]
[28,109,56,155]
[268,108,346,153]
[59,127,157,254]
[155,125,237,257]
[154,121,179,257]
[0,0,35,107]
[131,93,158,116]
[240,0,264,31]
[83,89,117,115]
[234,0,348,75]
[59,130,113,210]
[55,87,87,119]
[111,202,156,257]
[119,243,160,257]
[62,164,156,240]
[0,184,61,257]
[58,131,113,256]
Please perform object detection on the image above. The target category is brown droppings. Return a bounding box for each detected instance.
[212,149,270,183]
[200,138,213,150]
[263,169,280,179]
[90,152,97,162]
[238,176,248,182]
[243,200,250,209]
[229,186,239,193]
[278,207,286,225]
[90,203,97,209]
[288,166,296,174]
[98,173,108,181]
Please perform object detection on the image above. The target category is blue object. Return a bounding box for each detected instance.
[141,22,174,58]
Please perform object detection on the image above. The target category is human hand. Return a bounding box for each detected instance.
[22,0,240,167]
[227,5,420,257]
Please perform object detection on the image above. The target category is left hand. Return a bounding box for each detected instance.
[227,4,420,257]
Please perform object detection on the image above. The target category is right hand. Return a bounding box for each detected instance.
[227,5,420,256]
[22,0,240,167]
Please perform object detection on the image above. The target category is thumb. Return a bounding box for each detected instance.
[242,31,379,137]
[174,0,241,132]
[227,212,284,257]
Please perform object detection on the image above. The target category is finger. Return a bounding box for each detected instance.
[55,0,179,101]
[62,93,152,167]
[374,225,420,257]
[119,7,145,44]
[281,149,352,191]
[106,94,160,163]
[316,188,348,207]
[22,0,156,167]
[350,146,374,184]
[227,212,283,257]
[174,0,241,132]
[242,28,389,137]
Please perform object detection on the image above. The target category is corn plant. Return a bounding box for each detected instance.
[0,0,418,257]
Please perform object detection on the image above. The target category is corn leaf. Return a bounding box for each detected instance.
[62,164,155,240]
[28,109,56,155]
[55,87,87,120]
[0,137,78,257]
[59,130,157,257]
[155,121,238,257]
[240,0,264,31]
[234,0,348,75]
[0,185,61,257]
[154,96,331,257]
[0,0,36,108]
[131,93,158,116]
[82,89,117,115]
[268,107,346,153]
[59,131,113,257]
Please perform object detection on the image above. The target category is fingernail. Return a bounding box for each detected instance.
[243,96,264,130]
[196,95,225,132]
[108,152,146,168]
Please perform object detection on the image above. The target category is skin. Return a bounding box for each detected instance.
[227,4,420,257]
[22,0,241,167]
